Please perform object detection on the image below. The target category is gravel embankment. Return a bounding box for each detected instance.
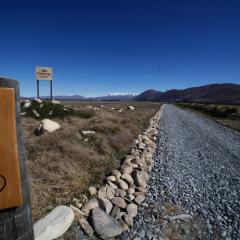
[121,105,240,240]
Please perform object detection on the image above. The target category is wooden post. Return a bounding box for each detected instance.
[0,78,34,240]
[50,80,53,101]
[37,80,39,99]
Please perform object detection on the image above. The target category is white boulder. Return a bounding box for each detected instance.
[34,205,74,240]
[42,119,60,133]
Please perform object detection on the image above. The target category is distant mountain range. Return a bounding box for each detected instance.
[25,83,240,103]
[34,93,137,101]
[134,83,240,104]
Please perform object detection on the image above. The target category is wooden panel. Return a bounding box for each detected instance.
[0,88,23,209]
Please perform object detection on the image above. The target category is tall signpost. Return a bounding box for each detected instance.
[0,78,34,240]
[35,66,53,101]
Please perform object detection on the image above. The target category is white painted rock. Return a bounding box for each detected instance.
[32,109,40,118]
[42,119,60,133]
[52,100,60,104]
[127,106,135,110]
[34,98,43,103]
[23,101,31,108]
[82,130,96,136]
[34,205,74,240]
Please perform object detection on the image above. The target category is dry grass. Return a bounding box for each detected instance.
[22,101,161,220]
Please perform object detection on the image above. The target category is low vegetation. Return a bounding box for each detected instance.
[22,100,161,220]
[21,100,95,119]
[177,103,240,131]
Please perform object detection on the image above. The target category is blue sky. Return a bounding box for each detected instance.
[0,0,240,97]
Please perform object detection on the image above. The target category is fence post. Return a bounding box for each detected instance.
[0,78,34,239]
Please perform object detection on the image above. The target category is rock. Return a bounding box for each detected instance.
[49,110,53,116]
[111,170,121,179]
[127,188,135,194]
[52,100,60,104]
[138,142,146,150]
[86,105,93,109]
[91,207,122,238]
[35,124,44,136]
[117,179,128,190]
[79,218,94,237]
[134,192,145,196]
[98,186,107,199]
[32,109,40,118]
[115,189,126,198]
[21,112,26,116]
[123,214,133,226]
[88,186,97,196]
[169,214,193,221]
[128,106,135,110]
[108,181,118,189]
[118,218,129,231]
[107,175,117,182]
[106,185,115,200]
[121,163,133,174]
[70,205,84,221]
[34,98,43,103]
[110,205,121,219]
[133,170,147,188]
[111,197,127,209]
[23,101,31,108]
[134,196,145,205]
[99,197,113,214]
[121,173,134,185]
[82,130,96,136]
[81,198,98,212]
[127,203,138,217]
[42,119,60,132]
[34,205,74,240]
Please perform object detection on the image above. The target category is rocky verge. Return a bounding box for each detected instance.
[33,105,165,239]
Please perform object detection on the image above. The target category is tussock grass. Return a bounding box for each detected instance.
[22,101,161,220]
[177,102,240,131]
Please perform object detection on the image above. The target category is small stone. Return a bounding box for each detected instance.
[111,205,121,219]
[99,197,113,214]
[121,173,134,185]
[118,218,129,231]
[123,214,133,226]
[115,189,126,198]
[117,179,128,190]
[108,181,118,189]
[112,197,127,209]
[121,163,133,174]
[111,170,121,179]
[134,196,145,205]
[127,204,138,217]
[81,198,98,212]
[128,106,135,110]
[107,175,117,182]
[133,170,147,188]
[106,185,115,200]
[98,186,107,199]
[127,188,135,194]
[82,130,96,136]
[32,109,40,118]
[88,186,97,196]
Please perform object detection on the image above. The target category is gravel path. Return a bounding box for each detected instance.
[121,104,240,240]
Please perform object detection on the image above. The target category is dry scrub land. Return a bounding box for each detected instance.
[177,103,240,132]
[22,101,161,221]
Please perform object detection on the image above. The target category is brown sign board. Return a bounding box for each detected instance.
[0,88,23,209]
[36,66,53,81]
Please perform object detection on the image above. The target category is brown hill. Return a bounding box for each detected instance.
[134,83,240,104]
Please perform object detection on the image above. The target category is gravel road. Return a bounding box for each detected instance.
[122,104,240,240]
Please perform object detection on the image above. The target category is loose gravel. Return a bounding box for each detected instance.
[120,105,240,240]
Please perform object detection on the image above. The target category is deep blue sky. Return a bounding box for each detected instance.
[0,0,240,97]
